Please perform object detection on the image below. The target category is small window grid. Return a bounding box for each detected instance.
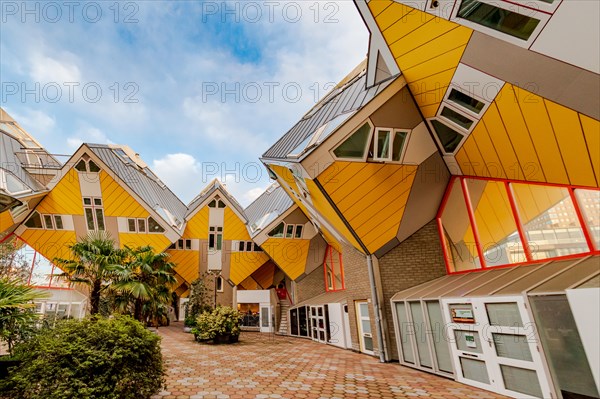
[268,222,304,239]
[169,239,193,250]
[83,197,105,231]
[25,212,64,230]
[209,226,223,250]
[127,218,148,233]
[235,241,263,252]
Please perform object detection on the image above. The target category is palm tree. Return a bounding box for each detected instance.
[111,246,176,324]
[0,278,47,355]
[54,231,124,315]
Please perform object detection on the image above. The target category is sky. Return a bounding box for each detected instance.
[0,1,369,206]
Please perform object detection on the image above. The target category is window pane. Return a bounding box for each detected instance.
[512,184,588,260]
[440,179,480,271]
[254,243,262,252]
[185,240,192,250]
[128,219,136,232]
[25,212,43,228]
[138,219,146,233]
[486,302,523,327]
[216,234,222,250]
[218,200,226,208]
[431,120,464,153]
[85,208,95,230]
[454,330,483,354]
[4,172,29,194]
[441,106,474,130]
[43,215,54,229]
[54,215,63,230]
[457,0,541,41]
[94,198,102,206]
[575,189,600,248]
[88,161,100,172]
[268,222,285,237]
[148,217,165,233]
[409,302,432,368]
[448,89,485,114]
[392,131,408,162]
[295,225,303,239]
[460,357,490,384]
[376,130,391,160]
[238,241,245,252]
[75,160,87,171]
[493,333,532,361]
[333,123,371,159]
[286,224,294,238]
[95,209,105,230]
[246,241,252,252]
[178,239,184,249]
[467,179,526,266]
[209,234,215,249]
[208,200,216,208]
[500,365,543,398]
[83,198,92,206]
[426,301,453,373]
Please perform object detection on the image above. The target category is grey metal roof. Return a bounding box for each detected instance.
[186,179,246,220]
[244,183,294,237]
[87,144,187,231]
[0,132,47,196]
[262,66,396,160]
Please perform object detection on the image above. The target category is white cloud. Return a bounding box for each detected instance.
[6,108,56,136]
[67,126,113,150]
[242,186,268,204]
[29,52,81,84]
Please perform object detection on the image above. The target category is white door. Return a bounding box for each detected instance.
[442,296,555,399]
[343,303,352,349]
[259,305,272,333]
[355,301,374,355]
[310,306,327,343]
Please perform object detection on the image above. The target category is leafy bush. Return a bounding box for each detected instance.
[1,316,164,399]
[191,306,242,343]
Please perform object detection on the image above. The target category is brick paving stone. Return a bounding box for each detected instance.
[152,323,507,399]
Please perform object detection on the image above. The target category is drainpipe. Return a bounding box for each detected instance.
[313,178,389,362]
[366,254,386,363]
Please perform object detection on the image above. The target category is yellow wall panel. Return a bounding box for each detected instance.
[100,172,149,218]
[37,169,83,215]
[185,207,209,239]
[0,211,14,234]
[318,225,342,254]
[495,85,545,182]
[270,164,302,198]
[408,69,456,98]
[513,86,569,185]
[368,0,394,17]
[252,262,276,289]
[390,21,459,59]
[119,233,170,252]
[374,2,414,31]
[383,9,433,44]
[545,100,598,187]
[579,114,600,186]
[461,135,490,178]
[396,26,471,70]
[420,103,443,118]
[455,147,473,175]
[223,207,250,241]
[239,276,258,291]
[262,238,310,280]
[402,45,466,85]
[19,229,77,264]
[167,249,200,284]
[230,252,270,285]
[471,120,507,179]
[481,104,524,180]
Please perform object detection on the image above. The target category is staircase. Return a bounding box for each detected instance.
[277,299,290,335]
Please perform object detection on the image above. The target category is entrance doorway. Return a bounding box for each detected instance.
[355,301,374,355]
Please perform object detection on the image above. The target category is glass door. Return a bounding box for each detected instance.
[442,297,555,398]
[298,306,308,337]
[290,308,299,336]
[355,301,374,355]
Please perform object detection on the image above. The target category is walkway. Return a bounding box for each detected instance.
[153,323,506,399]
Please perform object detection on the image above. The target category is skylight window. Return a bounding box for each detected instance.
[288,111,357,158]
[0,169,30,195]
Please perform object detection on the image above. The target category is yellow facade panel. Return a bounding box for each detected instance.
[495,85,545,182]
[390,21,459,59]
[513,86,569,185]
[408,69,456,98]
[270,164,302,198]
[167,249,200,284]
[0,211,14,233]
[262,238,310,280]
[230,252,270,285]
[19,229,77,264]
[362,206,407,253]
[383,10,433,45]
[461,136,490,178]
[368,0,395,18]
[579,114,600,186]
[320,162,368,195]
[332,164,397,208]
[402,45,466,85]
[471,122,507,179]
[413,84,449,108]
[318,225,343,254]
[481,104,524,180]
[374,2,415,32]
[100,172,149,218]
[396,26,471,71]
[455,147,472,176]
[223,207,250,241]
[185,207,209,239]
[545,100,598,187]
[239,276,259,291]
[119,233,170,252]
[37,169,83,215]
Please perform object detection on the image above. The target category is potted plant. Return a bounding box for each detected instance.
[183,276,212,332]
[191,311,214,342]
[191,306,242,344]
[183,315,196,333]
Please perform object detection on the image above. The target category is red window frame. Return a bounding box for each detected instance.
[437,176,600,274]
[323,245,345,292]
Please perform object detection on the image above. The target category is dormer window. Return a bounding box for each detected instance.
[75,159,101,173]
[208,196,226,208]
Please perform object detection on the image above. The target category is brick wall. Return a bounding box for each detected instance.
[296,262,326,303]
[378,219,447,360]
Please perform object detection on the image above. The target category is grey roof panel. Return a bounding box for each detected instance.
[88,145,187,229]
[0,132,47,195]
[244,184,294,237]
[262,68,397,160]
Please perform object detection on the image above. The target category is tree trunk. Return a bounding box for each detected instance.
[90,279,101,315]
[134,298,144,324]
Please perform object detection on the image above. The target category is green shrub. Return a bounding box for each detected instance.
[1,316,164,399]
[191,306,242,343]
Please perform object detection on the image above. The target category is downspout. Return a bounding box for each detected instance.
[313,178,389,362]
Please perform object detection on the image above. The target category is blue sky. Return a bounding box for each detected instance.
[0,1,369,206]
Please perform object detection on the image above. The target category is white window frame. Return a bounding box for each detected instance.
[330,119,374,163]
[0,169,31,196]
[373,128,412,163]
[426,118,469,156]
[436,103,478,135]
[83,197,105,231]
[216,276,224,292]
[450,0,552,48]
[208,226,223,250]
[442,86,492,120]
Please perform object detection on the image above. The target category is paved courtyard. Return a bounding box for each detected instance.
[152,322,506,399]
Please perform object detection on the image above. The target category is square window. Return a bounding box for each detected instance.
[185,240,192,250]
[138,219,146,233]
[286,224,294,238]
[43,214,54,229]
[128,219,137,232]
[295,225,303,239]
[430,119,464,154]
[83,198,92,206]
[375,129,392,160]
[246,241,253,252]
[54,215,63,230]
[94,198,102,206]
